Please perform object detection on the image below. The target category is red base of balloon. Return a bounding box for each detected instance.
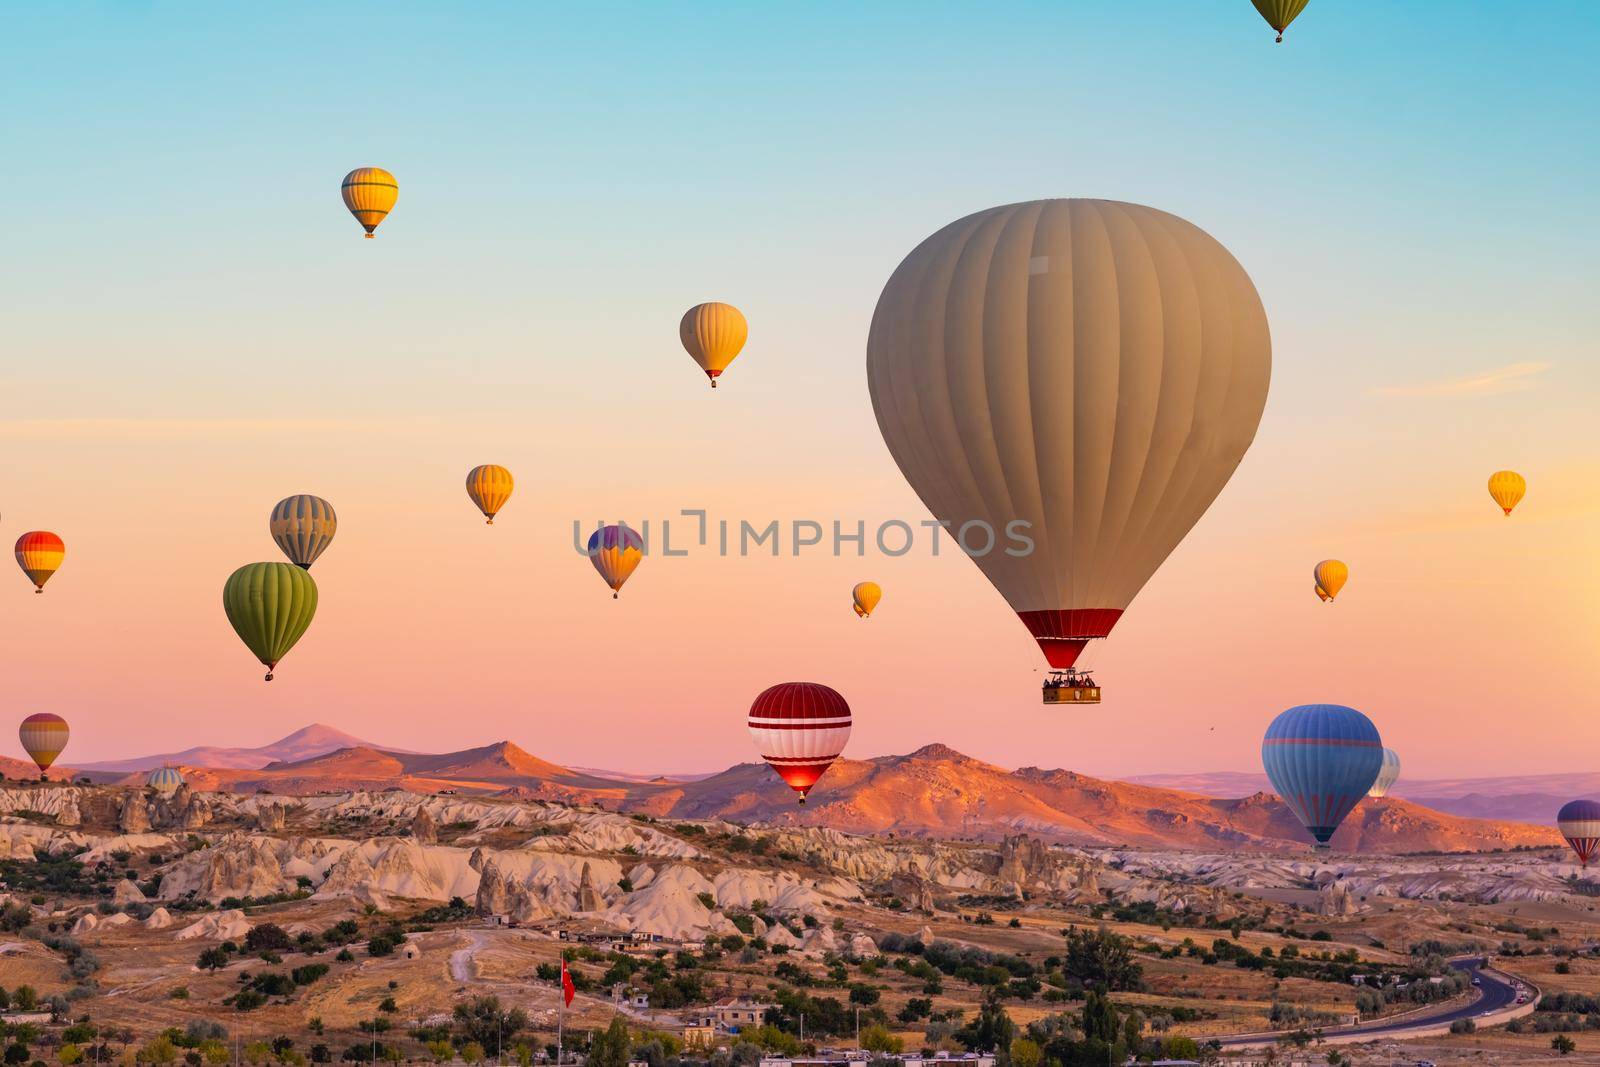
[1018,609,1122,668]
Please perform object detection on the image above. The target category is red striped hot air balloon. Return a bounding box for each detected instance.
[15,532,65,593]
[747,682,852,805]
[18,712,70,776]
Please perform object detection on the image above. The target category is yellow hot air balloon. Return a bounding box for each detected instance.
[1488,470,1526,516]
[1313,560,1347,602]
[341,167,398,238]
[679,302,748,388]
[466,465,514,524]
[18,713,69,776]
[1251,0,1310,42]
[852,582,882,618]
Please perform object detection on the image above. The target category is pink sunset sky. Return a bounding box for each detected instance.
[2,3,1595,779]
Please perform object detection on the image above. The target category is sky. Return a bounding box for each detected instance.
[1,1,1596,779]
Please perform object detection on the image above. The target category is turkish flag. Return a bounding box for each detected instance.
[560,959,575,1006]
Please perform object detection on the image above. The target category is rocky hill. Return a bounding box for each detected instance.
[59,729,1567,856]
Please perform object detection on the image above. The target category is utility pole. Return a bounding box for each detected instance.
[855,1006,860,1050]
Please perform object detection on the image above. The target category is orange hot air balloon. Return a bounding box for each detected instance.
[18,712,69,775]
[466,465,514,524]
[1312,560,1347,602]
[341,167,398,238]
[680,302,748,388]
[15,532,65,593]
[852,582,882,618]
[1488,470,1525,516]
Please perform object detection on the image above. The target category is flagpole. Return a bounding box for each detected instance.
[557,961,565,1067]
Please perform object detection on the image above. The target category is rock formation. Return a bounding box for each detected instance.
[411,805,438,844]
[118,793,152,833]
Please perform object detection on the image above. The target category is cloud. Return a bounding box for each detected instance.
[1371,361,1552,398]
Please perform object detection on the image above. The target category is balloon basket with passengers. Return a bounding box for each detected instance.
[1041,669,1100,705]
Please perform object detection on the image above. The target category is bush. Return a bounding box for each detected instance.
[1450,1018,1476,1034]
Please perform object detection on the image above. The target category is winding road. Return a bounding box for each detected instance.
[1219,957,1529,1048]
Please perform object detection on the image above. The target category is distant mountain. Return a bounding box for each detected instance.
[74,724,402,772]
[0,754,75,781]
[78,726,1566,854]
[1128,770,1596,826]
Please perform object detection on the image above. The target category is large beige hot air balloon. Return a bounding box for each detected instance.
[679,302,748,388]
[341,168,398,238]
[867,200,1271,700]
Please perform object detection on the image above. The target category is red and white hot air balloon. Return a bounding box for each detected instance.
[747,682,852,805]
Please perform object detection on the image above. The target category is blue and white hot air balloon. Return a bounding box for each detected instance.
[1262,704,1384,848]
[1367,747,1401,798]
[146,765,185,796]
[1558,800,1600,869]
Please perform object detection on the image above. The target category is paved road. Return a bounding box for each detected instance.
[1219,957,1522,1047]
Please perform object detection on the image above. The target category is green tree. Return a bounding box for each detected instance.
[460,1043,486,1066]
[859,1026,901,1054]
[1081,990,1119,1045]
[1008,1037,1041,1067]
[197,948,229,973]
[956,991,1015,1053]
[452,997,527,1058]
[142,1037,179,1066]
[58,1046,84,1066]
[590,1018,634,1067]
[1063,927,1143,991]
[1553,1035,1577,1056]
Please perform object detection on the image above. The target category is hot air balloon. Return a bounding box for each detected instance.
[18,713,69,776]
[852,581,882,618]
[680,302,748,388]
[867,200,1271,703]
[1558,800,1600,868]
[270,495,337,569]
[466,465,514,524]
[341,167,398,238]
[1488,470,1526,516]
[587,524,643,598]
[146,765,185,796]
[1313,560,1348,602]
[747,682,852,804]
[15,531,65,593]
[1261,704,1383,847]
[223,562,318,681]
[1367,747,1401,798]
[1251,0,1309,42]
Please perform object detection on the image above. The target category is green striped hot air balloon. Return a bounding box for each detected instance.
[1251,0,1310,42]
[223,562,318,681]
